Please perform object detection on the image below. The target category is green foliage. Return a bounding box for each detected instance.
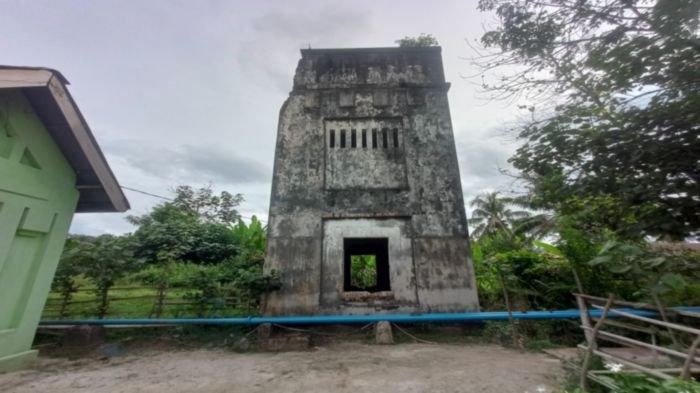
[224,218,281,308]
[132,215,278,314]
[171,185,243,225]
[54,237,84,289]
[53,236,85,318]
[232,268,281,310]
[481,320,581,350]
[189,222,238,264]
[230,216,266,254]
[589,240,700,305]
[471,232,525,309]
[474,204,699,318]
[127,203,202,263]
[476,0,700,240]
[473,224,579,311]
[52,183,282,318]
[469,192,553,241]
[127,186,242,265]
[478,230,524,256]
[395,33,439,47]
[129,257,280,317]
[64,235,142,318]
[131,261,204,288]
[492,249,576,309]
[466,1,700,375]
[350,255,377,289]
[471,242,498,307]
[537,221,638,300]
[469,192,525,239]
[127,204,237,265]
[127,216,279,315]
[603,373,700,393]
[182,265,227,317]
[554,220,602,268]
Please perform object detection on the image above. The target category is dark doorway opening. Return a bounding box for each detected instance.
[343,238,390,292]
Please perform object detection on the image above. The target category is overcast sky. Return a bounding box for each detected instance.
[1,0,527,235]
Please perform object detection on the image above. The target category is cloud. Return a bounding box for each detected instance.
[108,140,270,185]
[0,1,531,235]
[69,139,274,236]
[251,5,371,39]
[235,4,373,92]
[454,127,525,211]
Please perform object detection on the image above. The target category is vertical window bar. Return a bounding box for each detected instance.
[372,129,377,148]
[351,129,356,148]
[382,128,388,148]
[329,129,335,148]
[362,129,367,148]
[392,128,399,148]
[340,129,346,148]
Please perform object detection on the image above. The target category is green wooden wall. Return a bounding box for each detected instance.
[0,90,79,372]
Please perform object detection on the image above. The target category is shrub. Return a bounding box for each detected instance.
[52,237,84,319]
[182,265,226,317]
[604,374,700,393]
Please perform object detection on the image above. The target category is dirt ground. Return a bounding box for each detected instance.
[0,342,563,393]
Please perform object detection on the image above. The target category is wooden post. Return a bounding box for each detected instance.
[97,287,110,319]
[652,293,679,347]
[58,285,78,320]
[575,293,594,343]
[150,283,166,318]
[496,268,520,349]
[681,336,700,380]
[580,294,614,390]
[650,332,658,366]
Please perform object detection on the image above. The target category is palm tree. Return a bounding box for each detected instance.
[468,192,531,239]
[512,211,555,240]
[469,192,555,241]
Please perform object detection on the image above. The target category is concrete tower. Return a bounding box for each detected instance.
[264,47,478,315]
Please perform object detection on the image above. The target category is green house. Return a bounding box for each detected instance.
[0,66,128,372]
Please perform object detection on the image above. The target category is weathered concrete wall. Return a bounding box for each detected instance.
[264,47,479,315]
[413,238,479,311]
[325,118,407,190]
[321,219,416,313]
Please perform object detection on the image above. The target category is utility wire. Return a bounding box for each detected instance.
[120,185,267,223]
[121,185,173,201]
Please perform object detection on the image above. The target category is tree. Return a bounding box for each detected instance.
[188,222,238,264]
[223,217,280,311]
[230,215,266,257]
[53,236,87,319]
[588,240,700,306]
[172,185,243,225]
[72,235,142,318]
[468,192,531,239]
[128,203,201,263]
[396,34,439,47]
[127,186,240,264]
[474,0,700,240]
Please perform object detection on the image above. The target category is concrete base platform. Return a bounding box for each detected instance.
[0,350,37,373]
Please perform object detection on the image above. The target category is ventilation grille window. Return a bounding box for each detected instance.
[324,118,407,190]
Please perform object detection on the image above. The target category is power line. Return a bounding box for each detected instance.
[120,185,266,223]
[121,185,173,201]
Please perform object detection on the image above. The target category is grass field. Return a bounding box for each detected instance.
[41,283,251,320]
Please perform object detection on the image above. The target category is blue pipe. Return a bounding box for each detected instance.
[40,307,700,326]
